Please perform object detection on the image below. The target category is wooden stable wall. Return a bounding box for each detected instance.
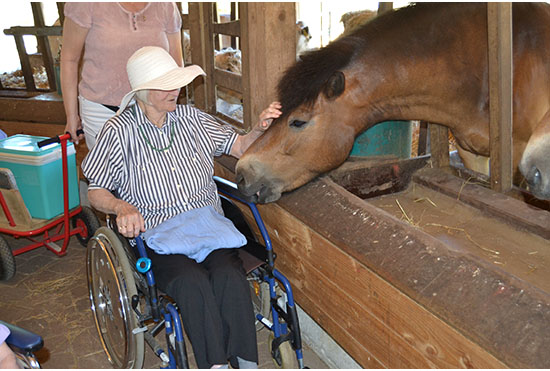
[0,96,89,172]
[215,158,510,368]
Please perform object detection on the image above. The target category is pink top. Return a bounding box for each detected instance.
[65,2,182,106]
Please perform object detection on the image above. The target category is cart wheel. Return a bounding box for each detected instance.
[269,332,298,369]
[73,206,101,247]
[0,236,15,281]
[87,227,144,368]
[249,274,270,331]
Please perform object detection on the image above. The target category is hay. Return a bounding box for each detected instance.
[425,222,501,258]
[414,197,437,208]
[396,199,414,225]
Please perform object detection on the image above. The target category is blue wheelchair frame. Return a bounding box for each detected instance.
[107,176,304,368]
[0,320,43,369]
[214,176,304,369]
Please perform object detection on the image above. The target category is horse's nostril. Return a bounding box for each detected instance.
[235,172,243,185]
[533,168,541,185]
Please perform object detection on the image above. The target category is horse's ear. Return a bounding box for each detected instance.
[324,71,345,100]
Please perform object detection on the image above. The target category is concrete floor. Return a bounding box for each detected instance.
[0,231,328,369]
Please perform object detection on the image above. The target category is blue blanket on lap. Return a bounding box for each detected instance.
[142,205,246,263]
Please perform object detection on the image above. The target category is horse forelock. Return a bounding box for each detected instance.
[277,37,362,116]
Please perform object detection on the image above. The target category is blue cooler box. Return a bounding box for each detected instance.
[0,134,80,220]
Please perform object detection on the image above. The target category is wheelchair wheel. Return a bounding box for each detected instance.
[268,332,299,369]
[14,353,41,369]
[87,227,144,368]
[0,235,15,281]
[72,206,101,246]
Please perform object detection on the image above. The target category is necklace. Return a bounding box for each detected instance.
[135,106,175,152]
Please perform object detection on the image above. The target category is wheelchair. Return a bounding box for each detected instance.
[86,176,305,368]
[0,320,43,369]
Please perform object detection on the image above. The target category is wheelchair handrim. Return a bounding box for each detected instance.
[87,231,143,368]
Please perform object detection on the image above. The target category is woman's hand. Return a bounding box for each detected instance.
[257,101,282,132]
[229,101,282,158]
[114,201,146,238]
[88,188,145,238]
[65,115,85,144]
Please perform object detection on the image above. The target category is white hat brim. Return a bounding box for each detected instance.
[117,65,206,115]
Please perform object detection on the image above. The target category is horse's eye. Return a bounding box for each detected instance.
[290,120,307,128]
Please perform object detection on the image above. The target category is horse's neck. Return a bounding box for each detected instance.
[345,63,482,138]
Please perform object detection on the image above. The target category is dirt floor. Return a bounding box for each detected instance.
[0,233,328,369]
[368,182,550,292]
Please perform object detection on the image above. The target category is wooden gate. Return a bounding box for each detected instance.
[187,2,296,132]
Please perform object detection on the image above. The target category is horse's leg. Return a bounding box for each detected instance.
[456,143,490,176]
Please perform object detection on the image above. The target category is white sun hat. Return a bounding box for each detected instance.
[117,46,206,115]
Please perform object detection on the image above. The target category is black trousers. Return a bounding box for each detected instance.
[147,247,258,368]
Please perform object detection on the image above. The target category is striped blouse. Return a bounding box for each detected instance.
[81,103,238,230]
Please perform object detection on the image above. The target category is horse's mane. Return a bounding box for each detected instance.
[276,3,455,115]
[277,36,362,115]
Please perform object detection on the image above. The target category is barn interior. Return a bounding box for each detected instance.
[1,1,550,369]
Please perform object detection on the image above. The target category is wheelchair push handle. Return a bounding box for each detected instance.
[213,176,258,204]
[37,129,84,148]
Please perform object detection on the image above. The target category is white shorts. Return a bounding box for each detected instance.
[78,96,117,150]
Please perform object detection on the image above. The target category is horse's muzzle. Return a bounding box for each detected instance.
[235,160,284,203]
[523,165,550,200]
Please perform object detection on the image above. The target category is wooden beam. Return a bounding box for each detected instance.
[241,2,296,131]
[417,121,429,156]
[12,35,36,92]
[211,20,241,37]
[230,2,237,49]
[487,3,513,193]
[56,2,65,25]
[0,96,66,123]
[429,123,450,168]
[202,3,217,113]
[378,2,393,15]
[32,2,57,92]
[213,69,242,92]
[3,26,63,36]
[188,2,207,110]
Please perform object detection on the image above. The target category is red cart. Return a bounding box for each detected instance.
[0,132,100,280]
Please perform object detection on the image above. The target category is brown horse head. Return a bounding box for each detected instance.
[519,111,550,199]
[237,3,550,203]
[236,37,364,203]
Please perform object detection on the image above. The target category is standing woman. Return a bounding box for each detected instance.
[60,2,183,149]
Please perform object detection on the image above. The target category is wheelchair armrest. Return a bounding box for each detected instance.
[214,176,258,204]
[0,320,43,354]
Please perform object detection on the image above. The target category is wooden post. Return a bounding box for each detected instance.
[487,3,513,193]
[13,34,36,92]
[56,3,65,25]
[417,121,428,156]
[188,3,208,111]
[230,2,237,49]
[31,2,56,92]
[429,124,450,168]
[378,2,393,15]
[240,2,296,130]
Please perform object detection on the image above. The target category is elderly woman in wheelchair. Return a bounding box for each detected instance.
[81,46,283,369]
